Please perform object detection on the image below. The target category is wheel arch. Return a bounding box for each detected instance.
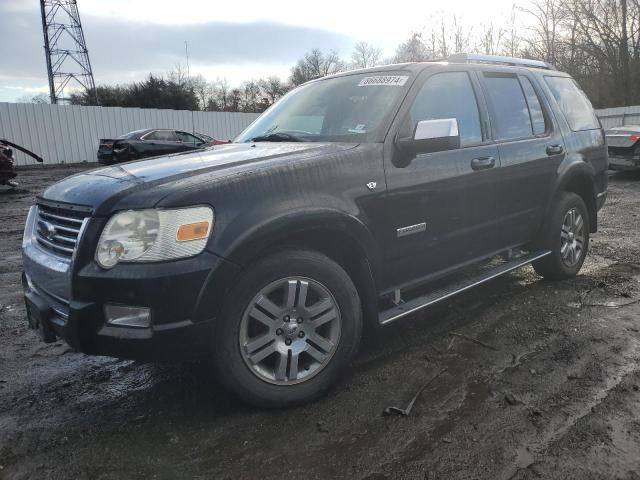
[201,209,381,330]
[551,162,598,233]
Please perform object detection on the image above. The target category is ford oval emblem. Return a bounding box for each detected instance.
[41,221,57,240]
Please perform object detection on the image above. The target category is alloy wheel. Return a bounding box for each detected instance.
[560,207,585,267]
[239,277,342,385]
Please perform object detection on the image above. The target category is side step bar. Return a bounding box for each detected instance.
[378,250,551,325]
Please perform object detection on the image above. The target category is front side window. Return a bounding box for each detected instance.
[235,72,411,143]
[410,72,483,147]
[544,76,599,131]
[483,74,533,141]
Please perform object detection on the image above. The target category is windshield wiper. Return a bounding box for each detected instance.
[250,132,304,142]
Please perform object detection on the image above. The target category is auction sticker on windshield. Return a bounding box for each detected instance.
[358,76,409,87]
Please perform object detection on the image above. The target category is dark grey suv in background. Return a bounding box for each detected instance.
[23,54,607,407]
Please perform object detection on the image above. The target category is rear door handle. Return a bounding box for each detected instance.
[471,156,496,171]
[546,144,564,156]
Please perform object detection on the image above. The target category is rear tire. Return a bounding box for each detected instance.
[212,249,362,407]
[533,192,590,280]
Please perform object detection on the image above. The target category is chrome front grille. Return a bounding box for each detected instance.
[35,203,88,259]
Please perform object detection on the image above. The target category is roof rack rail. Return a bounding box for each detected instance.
[447,53,556,70]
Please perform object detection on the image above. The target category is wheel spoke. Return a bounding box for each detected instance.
[307,332,334,353]
[575,214,584,232]
[305,343,329,363]
[274,351,288,381]
[306,298,332,318]
[289,351,300,380]
[311,308,337,328]
[284,280,297,309]
[256,296,281,318]
[561,242,569,258]
[249,307,275,327]
[296,281,309,309]
[245,334,273,354]
[247,343,276,364]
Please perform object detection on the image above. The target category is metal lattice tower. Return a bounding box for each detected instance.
[40,0,97,104]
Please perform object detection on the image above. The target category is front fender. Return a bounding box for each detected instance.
[214,207,380,271]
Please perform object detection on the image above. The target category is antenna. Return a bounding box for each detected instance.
[40,0,98,104]
[185,40,196,135]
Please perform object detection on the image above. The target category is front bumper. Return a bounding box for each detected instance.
[22,206,240,361]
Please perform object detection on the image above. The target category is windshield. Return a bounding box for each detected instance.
[235,72,412,143]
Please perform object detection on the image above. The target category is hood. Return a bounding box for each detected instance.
[41,142,356,212]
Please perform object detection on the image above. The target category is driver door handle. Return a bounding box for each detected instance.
[471,156,496,171]
[546,144,564,156]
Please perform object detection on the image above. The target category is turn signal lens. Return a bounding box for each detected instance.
[176,221,210,242]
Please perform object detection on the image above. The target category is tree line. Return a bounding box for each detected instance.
[21,0,640,111]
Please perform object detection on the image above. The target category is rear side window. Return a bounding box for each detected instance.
[482,74,532,141]
[520,77,547,135]
[544,76,599,131]
[145,130,178,141]
[410,72,483,147]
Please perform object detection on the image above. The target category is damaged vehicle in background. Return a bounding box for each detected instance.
[23,54,607,407]
[605,125,640,171]
[0,139,43,189]
[97,129,229,164]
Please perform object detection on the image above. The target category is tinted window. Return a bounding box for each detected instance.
[410,72,482,147]
[544,76,599,131]
[146,130,178,141]
[483,74,532,140]
[520,77,547,135]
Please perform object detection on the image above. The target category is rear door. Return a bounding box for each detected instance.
[381,67,501,289]
[478,70,563,247]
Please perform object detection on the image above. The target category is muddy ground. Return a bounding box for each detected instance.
[1,165,640,480]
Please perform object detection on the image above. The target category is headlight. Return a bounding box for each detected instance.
[96,206,213,269]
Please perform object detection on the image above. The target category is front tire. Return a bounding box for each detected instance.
[212,249,362,407]
[533,192,590,280]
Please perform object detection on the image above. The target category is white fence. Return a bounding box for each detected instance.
[2,101,639,166]
[595,106,640,129]
[0,102,260,166]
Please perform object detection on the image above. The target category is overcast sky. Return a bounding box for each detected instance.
[0,0,519,102]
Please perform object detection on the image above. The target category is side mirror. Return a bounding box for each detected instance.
[397,118,460,156]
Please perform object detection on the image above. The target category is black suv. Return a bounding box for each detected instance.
[22,54,608,407]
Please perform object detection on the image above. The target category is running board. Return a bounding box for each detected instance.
[378,250,551,325]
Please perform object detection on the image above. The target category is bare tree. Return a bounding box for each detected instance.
[242,80,262,113]
[290,49,345,86]
[519,0,566,65]
[351,41,382,68]
[214,78,230,111]
[259,76,287,105]
[393,33,431,62]
[477,22,506,55]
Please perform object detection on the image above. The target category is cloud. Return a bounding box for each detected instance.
[0,4,353,101]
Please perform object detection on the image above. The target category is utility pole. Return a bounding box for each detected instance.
[40,0,97,104]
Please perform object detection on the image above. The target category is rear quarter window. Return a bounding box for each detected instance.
[544,76,599,131]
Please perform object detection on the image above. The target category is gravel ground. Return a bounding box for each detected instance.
[1,165,640,480]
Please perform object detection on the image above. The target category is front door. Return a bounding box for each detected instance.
[381,68,501,290]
